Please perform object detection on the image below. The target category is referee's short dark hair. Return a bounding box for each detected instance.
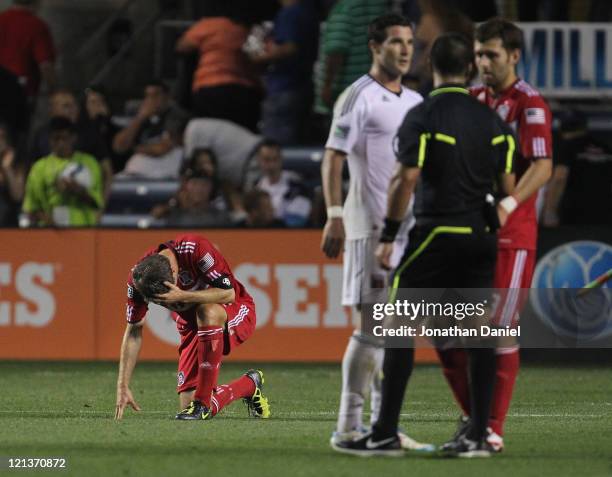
[476,17,524,51]
[367,13,412,44]
[430,32,474,77]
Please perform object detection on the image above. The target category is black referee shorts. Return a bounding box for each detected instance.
[392,214,497,291]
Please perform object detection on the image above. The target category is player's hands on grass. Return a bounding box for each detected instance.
[115,386,141,420]
[375,242,394,270]
[321,218,345,258]
[155,281,188,304]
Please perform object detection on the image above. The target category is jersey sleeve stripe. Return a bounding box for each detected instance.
[434,133,456,145]
[505,135,516,173]
[491,135,506,146]
[340,76,372,115]
[417,133,431,168]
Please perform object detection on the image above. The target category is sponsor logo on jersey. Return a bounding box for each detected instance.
[178,270,194,287]
[222,277,231,287]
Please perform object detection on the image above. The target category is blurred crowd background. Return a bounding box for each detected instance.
[0,0,610,230]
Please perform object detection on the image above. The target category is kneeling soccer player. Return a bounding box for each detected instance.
[114,233,270,421]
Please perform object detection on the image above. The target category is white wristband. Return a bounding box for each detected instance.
[499,196,518,215]
[327,206,343,219]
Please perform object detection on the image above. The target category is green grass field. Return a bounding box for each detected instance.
[0,361,611,477]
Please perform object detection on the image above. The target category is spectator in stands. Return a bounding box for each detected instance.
[0,65,28,145]
[0,0,56,98]
[517,0,568,21]
[252,139,311,227]
[314,0,389,115]
[542,111,612,227]
[240,189,286,227]
[81,85,121,173]
[589,0,612,21]
[152,148,246,223]
[410,0,473,95]
[249,0,319,144]
[113,80,190,179]
[184,117,263,188]
[30,89,113,201]
[162,175,233,227]
[176,10,262,132]
[22,117,104,227]
[0,122,25,227]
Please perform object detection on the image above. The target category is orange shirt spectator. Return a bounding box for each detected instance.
[179,17,259,91]
[177,17,262,132]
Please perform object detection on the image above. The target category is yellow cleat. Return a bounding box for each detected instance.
[243,369,271,419]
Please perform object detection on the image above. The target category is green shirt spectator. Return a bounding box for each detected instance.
[23,117,103,227]
[315,0,390,114]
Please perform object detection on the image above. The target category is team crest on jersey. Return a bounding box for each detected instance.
[178,270,194,287]
[127,284,134,298]
[198,253,215,272]
[177,371,185,386]
[334,125,350,139]
[496,103,510,121]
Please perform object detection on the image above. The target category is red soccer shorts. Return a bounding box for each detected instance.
[491,249,536,328]
[175,300,256,393]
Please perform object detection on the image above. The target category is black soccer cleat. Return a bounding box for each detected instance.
[330,432,404,457]
[440,415,471,452]
[175,400,212,420]
[440,435,494,458]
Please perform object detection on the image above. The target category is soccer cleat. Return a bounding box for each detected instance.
[330,432,404,457]
[243,369,271,419]
[330,427,369,447]
[175,400,212,420]
[486,428,504,453]
[440,435,494,458]
[440,415,471,452]
[397,430,436,452]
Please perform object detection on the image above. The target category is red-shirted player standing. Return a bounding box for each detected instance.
[114,233,271,421]
[438,18,553,452]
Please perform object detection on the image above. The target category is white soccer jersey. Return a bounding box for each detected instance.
[325,74,422,240]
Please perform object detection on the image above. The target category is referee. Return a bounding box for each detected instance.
[334,32,516,457]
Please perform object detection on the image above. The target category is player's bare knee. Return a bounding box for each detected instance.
[196,303,225,327]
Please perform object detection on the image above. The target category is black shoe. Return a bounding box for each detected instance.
[440,415,471,452]
[175,400,212,420]
[441,435,493,458]
[330,432,404,457]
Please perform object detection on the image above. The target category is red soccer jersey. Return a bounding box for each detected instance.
[0,8,55,96]
[470,79,552,250]
[125,234,253,327]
